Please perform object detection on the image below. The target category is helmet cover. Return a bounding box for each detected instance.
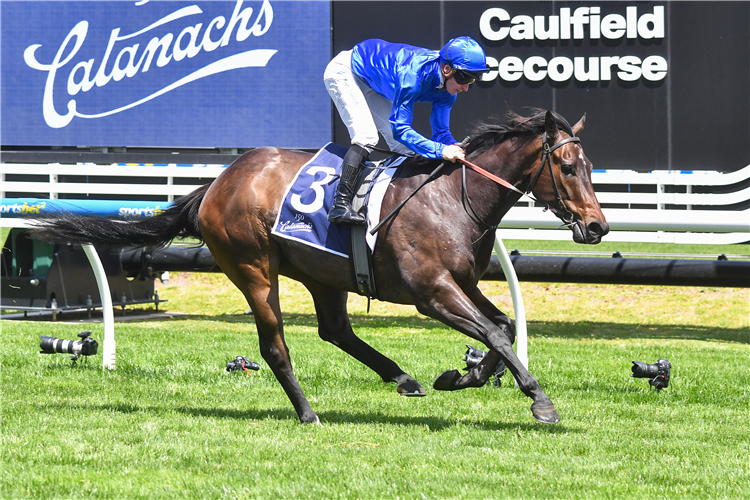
[439,36,488,76]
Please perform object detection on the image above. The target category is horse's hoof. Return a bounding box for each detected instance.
[432,369,461,391]
[397,380,426,397]
[530,401,561,424]
[300,413,321,425]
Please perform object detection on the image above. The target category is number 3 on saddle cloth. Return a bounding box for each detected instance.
[271,143,407,298]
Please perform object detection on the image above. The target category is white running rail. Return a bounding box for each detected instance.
[3,161,748,372]
[498,164,750,244]
[3,162,747,243]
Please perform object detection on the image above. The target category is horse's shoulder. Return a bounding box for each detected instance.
[389,157,444,184]
[396,156,441,171]
[387,158,463,199]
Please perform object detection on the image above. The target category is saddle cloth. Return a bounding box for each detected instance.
[271,143,405,258]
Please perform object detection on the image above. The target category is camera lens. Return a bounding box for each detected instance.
[631,361,660,378]
[39,336,97,356]
[40,336,72,354]
[631,359,671,390]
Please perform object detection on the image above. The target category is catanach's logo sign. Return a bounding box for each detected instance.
[23,0,275,129]
[479,5,667,83]
[1,1,331,148]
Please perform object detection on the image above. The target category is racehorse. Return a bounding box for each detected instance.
[32,109,609,425]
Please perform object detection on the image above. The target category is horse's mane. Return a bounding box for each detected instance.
[465,109,575,160]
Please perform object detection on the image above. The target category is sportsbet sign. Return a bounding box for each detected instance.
[479,5,667,83]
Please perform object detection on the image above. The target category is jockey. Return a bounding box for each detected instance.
[324,36,488,225]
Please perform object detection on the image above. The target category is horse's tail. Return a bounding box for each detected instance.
[29,183,212,247]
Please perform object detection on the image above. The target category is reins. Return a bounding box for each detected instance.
[460,158,525,196]
[368,133,582,236]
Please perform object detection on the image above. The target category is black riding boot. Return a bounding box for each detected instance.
[328,145,368,225]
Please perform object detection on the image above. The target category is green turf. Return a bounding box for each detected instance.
[2,274,748,499]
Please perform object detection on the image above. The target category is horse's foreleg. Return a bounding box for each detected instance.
[304,281,425,397]
[433,349,503,391]
[418,279,559,424]
[434,287,516,391]
[467,286,516,345]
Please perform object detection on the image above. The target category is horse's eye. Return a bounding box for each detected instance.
[561,164,576,176]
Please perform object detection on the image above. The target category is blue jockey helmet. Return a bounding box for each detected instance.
[439,37,488,77]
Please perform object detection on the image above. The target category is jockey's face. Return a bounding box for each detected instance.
[442,64,471,95]
[446,76,470,95]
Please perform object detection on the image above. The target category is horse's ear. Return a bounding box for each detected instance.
[544,110,559,139]
[572,113,586,136]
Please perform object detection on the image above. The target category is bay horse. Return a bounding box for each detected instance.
[32,110,609,425]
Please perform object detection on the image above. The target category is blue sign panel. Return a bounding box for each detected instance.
[0,198,172,219]
[1,1,331,148]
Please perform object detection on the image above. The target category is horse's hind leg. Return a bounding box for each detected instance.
[302,279,425,396]
[251,278,320,424]
[245,271,319,423]
[204,238,319,424]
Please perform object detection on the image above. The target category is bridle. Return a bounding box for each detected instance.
[369,133,583,238]
[461,132,581,229]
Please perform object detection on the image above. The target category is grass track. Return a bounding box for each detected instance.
[2,269,749,499]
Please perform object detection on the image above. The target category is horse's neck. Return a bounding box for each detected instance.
[465,140,541,227]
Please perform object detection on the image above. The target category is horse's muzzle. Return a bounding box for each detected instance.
[571,219,609,244]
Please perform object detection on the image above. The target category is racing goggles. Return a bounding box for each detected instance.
[452,69,481,85]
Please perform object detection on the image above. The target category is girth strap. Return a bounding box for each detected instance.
[350,224,377,307]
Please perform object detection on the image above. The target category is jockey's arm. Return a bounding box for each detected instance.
[430,96,463,162]
[389,78,450,160]
[429,96,458,146]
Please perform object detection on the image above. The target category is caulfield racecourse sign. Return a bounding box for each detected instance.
[479,5,668,83]
[329,1,749,172]
[1,1,331,148]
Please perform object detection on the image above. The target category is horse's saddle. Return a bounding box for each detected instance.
[270,143,406,301]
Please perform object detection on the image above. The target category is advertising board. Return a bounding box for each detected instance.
[332,1,749,172]
[3,1,748,172]
[1,0,331,149]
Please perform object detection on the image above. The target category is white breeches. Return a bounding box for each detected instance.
[323,50,412,155]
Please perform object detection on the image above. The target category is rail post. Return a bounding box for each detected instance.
[81,244,116,370]
[493,236,528,371]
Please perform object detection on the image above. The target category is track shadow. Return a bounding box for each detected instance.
[314,409,579,434]
[173,313,749,345]
[33,402,298,422]
[528,320,749,344]
[185,311,450,332]
[22,307,745,345]
[33,401,578,433]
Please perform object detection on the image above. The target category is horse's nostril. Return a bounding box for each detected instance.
[587,220,609,236]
